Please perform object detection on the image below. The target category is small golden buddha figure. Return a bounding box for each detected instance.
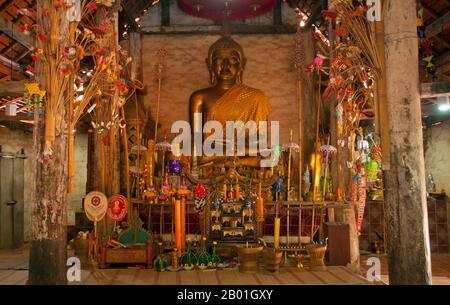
[307,141,323,202]
[189,35,272,168]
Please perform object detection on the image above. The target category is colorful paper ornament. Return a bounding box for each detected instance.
[107,194,128,221]
[25,83,46,115]
[84,191,108,222]
[20,24,33,35]
[194,182,207,212]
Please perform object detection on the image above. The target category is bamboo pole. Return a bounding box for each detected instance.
[296,34,304,245]
[109,99,115,195]
[311,69,322,242]
[286,129,293,247]
[375,3,390,171]
[120,107,131,212]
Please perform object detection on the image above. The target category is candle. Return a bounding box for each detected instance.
[235,183,240,202]
[174,200,182,256]
[181,197,186,252]
[223,183,227,200]
[257,181,264,221]
[274,217,281,249]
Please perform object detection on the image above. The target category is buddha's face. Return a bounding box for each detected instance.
[211,48,243,83]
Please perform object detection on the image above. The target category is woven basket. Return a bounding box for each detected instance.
[306,244,327,271]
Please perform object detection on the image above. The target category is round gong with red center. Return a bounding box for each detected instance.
[177,0,276,20]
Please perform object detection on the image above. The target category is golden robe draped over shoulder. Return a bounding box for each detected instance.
[207,84,272,125]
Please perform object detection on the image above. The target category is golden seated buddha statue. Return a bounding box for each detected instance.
[189,35,272,169]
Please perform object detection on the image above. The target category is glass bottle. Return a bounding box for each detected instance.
[153,242,167,272]
[197,237,210,270]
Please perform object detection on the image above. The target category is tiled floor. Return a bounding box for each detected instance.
[0,266,371,285]
[360,254,450,285]
[1,245,449,285]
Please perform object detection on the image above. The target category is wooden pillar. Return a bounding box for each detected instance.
[327,1,359,269]
[273,0,282,26]
[28,1,68,285]
[161,0,170,27]
[384,0,432,284]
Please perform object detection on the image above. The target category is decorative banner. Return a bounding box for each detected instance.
[107,194,128,221]
[84,191,108,222]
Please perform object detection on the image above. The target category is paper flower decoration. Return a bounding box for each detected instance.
[37,33,47,42]
[93,27,106,35]
[334,26,347,37]
[20,24,33,35]
[53,1,65,9]
[87,2,98,11]
[314,54,325,66]
[322,10,337,19]
[194,183,206,198]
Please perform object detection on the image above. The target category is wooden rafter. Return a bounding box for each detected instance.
[435,50,450,67]
[421,80,450,98]
[436,61,450,76]
[0,80,24,96]
[0,61,26,79]
[0,54,32,77]
[0,0,14,13]
[421,3,450,49]
[425,11,450,39]
[0,17,34,50]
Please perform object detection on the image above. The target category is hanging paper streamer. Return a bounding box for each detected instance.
[353,165,367,235]
[417,6,436,80]
[24,83,46,116]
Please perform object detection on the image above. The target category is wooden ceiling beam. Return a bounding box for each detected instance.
[0,80,24,96]
[436,50,450,67]
[0,62,26,80]
[436,62,450,76]
[0,0,14,13]
[0,17,34,50]
[425,11,450,39]
[0,54,33,77]
[433,34,450,49]
[421,2,439,19]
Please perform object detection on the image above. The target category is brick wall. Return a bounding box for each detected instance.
[425,120,450,195]
[141,33,299,146]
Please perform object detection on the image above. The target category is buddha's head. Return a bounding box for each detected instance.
[207,36,247,85]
